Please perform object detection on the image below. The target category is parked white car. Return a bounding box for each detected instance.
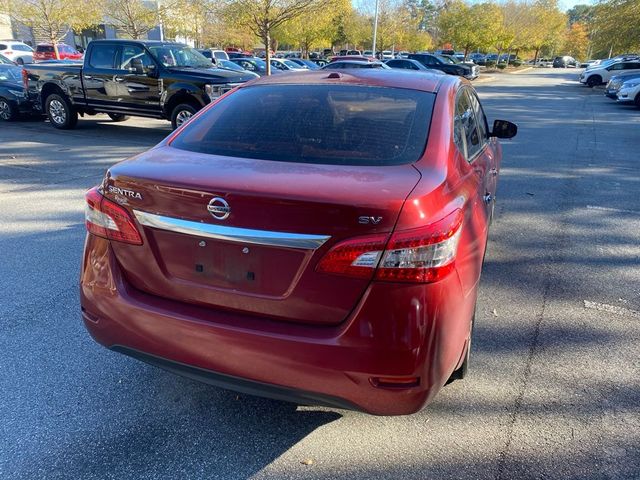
[580,59,640,87]
[269,58,308,71]
[616,78,640,107]
[0,40,33,65]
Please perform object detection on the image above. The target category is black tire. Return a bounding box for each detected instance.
[16,58,24,65]
[45,93,78,129]
[447,309,475,384]
[170,103,199,130]
[108,113,129,122]
[586,75,601,88]
[0,97,17,121]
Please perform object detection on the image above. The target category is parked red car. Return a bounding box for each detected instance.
[33,43,82,62]
[81,70,516,415]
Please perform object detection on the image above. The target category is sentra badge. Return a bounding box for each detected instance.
[108,186,142,200]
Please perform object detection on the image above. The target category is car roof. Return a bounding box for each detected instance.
[239,70,456,94]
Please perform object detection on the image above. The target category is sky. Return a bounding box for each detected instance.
[558,0,593,11]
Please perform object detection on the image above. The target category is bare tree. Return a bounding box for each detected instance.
[105,0,163,39]
[225,0,329,74]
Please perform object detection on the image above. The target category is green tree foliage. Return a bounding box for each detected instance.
[224,0,329,74]
[105,0,164,39]
[273,0,351,56]
[591,0,640,57]
[566,4,594,25]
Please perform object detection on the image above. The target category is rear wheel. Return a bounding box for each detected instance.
[46,93,78,129]
[0,97,17,121]
[108,113,129,122]
[16,58,24,65]
[586,75,601,88]
[170,103,198,130]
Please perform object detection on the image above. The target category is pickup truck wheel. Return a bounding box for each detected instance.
[0,97,17,121]
[108,113,129,122]
[586,75,601,88]
[171,103,198,129]
[46,94,78,129]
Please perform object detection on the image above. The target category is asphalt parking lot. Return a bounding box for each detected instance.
[1,69,639,479]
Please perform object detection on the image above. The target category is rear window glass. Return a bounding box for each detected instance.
[38,45,54,52]
[13,44,33,51]
[171,85,435,166]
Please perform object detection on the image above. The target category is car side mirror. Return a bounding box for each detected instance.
[129,58,145,74]
[490,119,518,139]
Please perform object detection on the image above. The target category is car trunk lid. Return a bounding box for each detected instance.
[104,146,421,326]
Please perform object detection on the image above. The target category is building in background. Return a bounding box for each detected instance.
[0,14,162,50]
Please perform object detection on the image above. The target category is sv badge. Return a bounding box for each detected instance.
[359,216,383,225]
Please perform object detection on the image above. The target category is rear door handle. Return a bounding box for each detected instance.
[115,76,125,83]
[83,75,92,80]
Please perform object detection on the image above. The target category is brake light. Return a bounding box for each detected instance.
[85,187,143,245]
[316,233,388,280]
[5,51,13,55]
[317,209,463,283]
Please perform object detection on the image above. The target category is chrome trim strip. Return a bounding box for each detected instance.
[133,210,330,250]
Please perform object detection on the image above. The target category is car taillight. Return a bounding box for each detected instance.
[317,209,463,283]
[316,233,388,280]
[85,187,143,245]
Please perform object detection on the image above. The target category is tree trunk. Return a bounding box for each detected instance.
[263,29,271,76]
[50,33,60,60]
[533,47,540,63]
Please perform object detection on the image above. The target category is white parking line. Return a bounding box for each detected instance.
[586,205,640,215]
[584,300,640,319]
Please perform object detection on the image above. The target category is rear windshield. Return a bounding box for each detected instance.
[171,84,435,166]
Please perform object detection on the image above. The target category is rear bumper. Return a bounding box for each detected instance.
[80,235,474,415]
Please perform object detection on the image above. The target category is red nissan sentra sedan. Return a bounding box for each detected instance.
[81,70,516,415]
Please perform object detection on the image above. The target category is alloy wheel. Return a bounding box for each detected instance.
[175,109,192,127]
[49,99,66,125]
[0,100,10,120]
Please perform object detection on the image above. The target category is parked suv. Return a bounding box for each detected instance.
[0,40,33,64]
[616,77,640,107]
[552,56,578,68]
[580,59,640,87]
[33,43,82,61]
[408,53,478,79]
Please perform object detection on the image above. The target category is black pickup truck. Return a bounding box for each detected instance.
[408,53,479,80]
[25,39,257,129]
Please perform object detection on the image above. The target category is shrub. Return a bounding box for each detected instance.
[497,62,507,70]
[512,59,522,67]
[485,60,496,68]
